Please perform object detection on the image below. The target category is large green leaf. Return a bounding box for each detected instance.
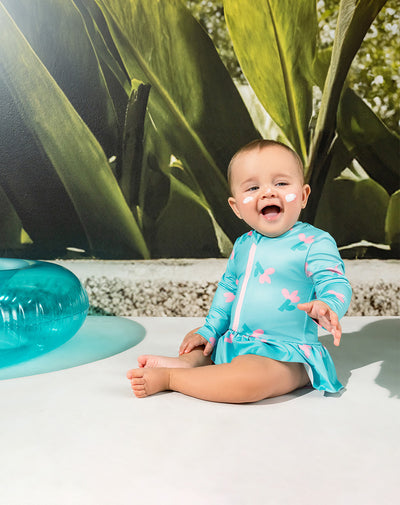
[74,0,132,142]
[0,65,84,251]
[224,0,317,161]
[74,0,131,96]
[337,87,400,195]
[0,3,148,258]
[1,0,121,158]
[308,0,386,180]
[315,163,389,246]
[133,111,233,257]
[153,170,233,258]
[94,0,259,242]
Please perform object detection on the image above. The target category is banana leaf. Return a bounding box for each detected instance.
[1,0,120,158]
[308,0,386,181]
[337,87,400,195]
[74,0,131,96]
[224,0,317,161]
[0,3,148,258]
[0,79,85,251]
[315,163,389,246]
[153,171,233,258]
[73,0,132,139]
[133,113,233,257]
[93,0,259,243]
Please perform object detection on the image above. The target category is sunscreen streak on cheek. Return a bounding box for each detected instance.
[285,193,297,203]
[243,196,254,204]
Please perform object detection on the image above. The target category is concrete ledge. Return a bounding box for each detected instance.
[53,259,400,317]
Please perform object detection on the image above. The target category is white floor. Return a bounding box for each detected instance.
[0,316,399,505]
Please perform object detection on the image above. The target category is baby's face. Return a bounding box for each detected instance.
[228,145,310,238]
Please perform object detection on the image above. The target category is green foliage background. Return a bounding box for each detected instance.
[0,0,398,259]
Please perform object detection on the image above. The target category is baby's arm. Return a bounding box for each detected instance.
[192,240,239,351]
[297,300,341,346]
[179,327,214,356]
[303,232,352,346]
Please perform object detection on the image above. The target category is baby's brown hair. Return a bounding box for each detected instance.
[227,139,304,194]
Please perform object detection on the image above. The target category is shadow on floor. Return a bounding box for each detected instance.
[253,318,400,406]
[321,319,400,398]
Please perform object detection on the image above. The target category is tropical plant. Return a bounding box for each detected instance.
[186,0,400,135]
[0,0,258,259]
[0,0,398,259]
[223,0,399,256]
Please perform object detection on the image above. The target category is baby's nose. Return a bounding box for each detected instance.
[262,186,276,197]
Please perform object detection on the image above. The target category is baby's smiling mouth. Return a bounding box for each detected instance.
[261,204,282,220]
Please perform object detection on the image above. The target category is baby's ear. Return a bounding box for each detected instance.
[228,197,242,219]
[301,184,311,209]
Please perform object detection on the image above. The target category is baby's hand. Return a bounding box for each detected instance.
[297,300,342,346]
[179,327,213,356]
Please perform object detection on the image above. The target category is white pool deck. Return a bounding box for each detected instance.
[1,316,399,505]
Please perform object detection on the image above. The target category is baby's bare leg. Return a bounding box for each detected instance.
[129,355,310,403]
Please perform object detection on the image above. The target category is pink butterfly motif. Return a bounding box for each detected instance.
[252,329,264,338]
[298,233,314,244]
[247,231,253,237]
[224,333,233,343]
[224,292,235,303]
[230,250,235,260]
[305,262,313,277]
[209,337,216,346]
[327,290,345,303]
[282,288,300,303]
[259,267,275,284]
[299,344,311,359]
[327,264,344,275]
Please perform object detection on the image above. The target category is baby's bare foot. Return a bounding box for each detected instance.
[137,354,192,369]
[127,368,170,398]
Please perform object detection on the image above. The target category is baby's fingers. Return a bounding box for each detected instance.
[320,308,342,346]
[179,327,201,354]
[203,341,214,356]
[333,329,341,346]
[179,339,197,355]
[183,339,200,354]
[332,320,342,347]
[297,302,312,314]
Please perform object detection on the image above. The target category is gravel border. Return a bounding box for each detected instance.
[54,259,400,317]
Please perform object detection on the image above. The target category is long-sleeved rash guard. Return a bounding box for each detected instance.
[196,222,352,392]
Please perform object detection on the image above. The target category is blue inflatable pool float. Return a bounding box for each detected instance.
[0,259,89,368]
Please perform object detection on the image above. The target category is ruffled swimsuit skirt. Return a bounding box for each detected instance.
[212,329,342,392]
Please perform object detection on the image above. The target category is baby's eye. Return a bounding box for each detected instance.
[276,182,288,187]
[247,186,259,192]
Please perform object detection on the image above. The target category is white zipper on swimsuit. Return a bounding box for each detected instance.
[232,242,257,332]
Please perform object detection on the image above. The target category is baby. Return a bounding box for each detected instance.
[127,140,352,403]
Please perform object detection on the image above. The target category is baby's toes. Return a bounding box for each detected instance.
[132,382,147,398]
[132,384,146,396]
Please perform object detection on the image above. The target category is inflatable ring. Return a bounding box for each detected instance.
[0,259,89,368]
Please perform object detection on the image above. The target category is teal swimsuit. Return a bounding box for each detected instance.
[196,222,352,393]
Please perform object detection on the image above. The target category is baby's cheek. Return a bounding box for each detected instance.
[243,196,254,204]
[285,193,297,203]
